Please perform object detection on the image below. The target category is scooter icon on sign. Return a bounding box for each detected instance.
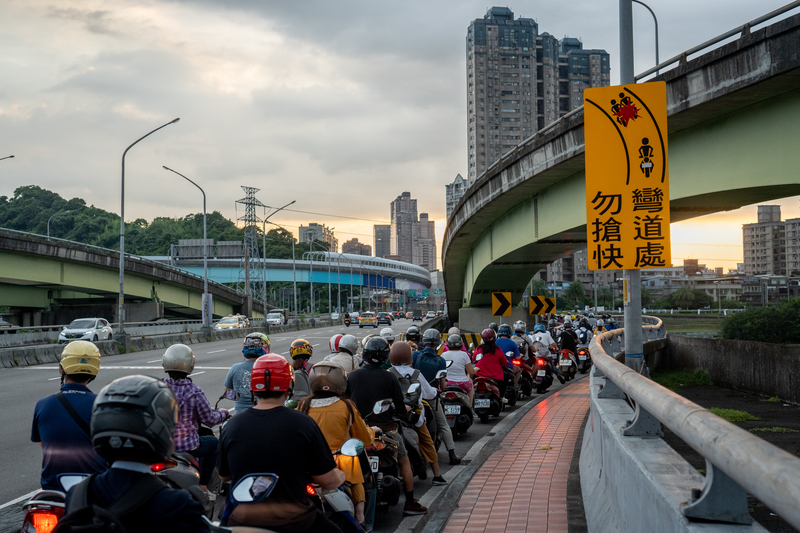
[639,138,655,178]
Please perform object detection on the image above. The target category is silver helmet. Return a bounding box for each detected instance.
[162,344,195,374]
[339,334,359,356]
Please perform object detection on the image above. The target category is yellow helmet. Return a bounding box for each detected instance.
[60,341,101,376]
[290,339,313,360]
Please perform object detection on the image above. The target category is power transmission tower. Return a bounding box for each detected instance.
[235,186,265,301]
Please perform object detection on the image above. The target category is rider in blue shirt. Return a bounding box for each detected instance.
[224,333,270,413]
[495,324,520,365]
[31,341,107,490]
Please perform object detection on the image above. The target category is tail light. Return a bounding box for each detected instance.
[306,484,317,496]
[512,359,521,366]
[23,510,62,533]
[476,382,488,392]
[444,391,458,400]
[538,359,545,366]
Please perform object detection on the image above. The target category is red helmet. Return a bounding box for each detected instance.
[329,334,344,353]
[251,355,294,393]
[481,328,497,343]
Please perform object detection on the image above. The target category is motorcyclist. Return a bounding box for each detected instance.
[496,324,522,392]
[412,329,461,465]
[324,334,362,372]
[218,355,345,532]
[346,337,428,516]
[606,317,618,331]
[405,326,421,351]
[511,321,532,360]
[594,319,608,335]
[290,339,314,400]
[389,342,449,484]
[63,375,209,532]
[531,324,564,383]
[575,318,594,346]
[473,329,510,400]
[587,313,597,329]
[161,344,228,493]
[441,334,475,404]
[225,332,270,414]
[547,318,560,340]
[559,321,579,355]
[488,322,499,333]
[31,341,107,491]
[299,363,376,525]
[380,327,397,348]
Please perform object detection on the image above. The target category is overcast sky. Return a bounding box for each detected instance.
[0,0,796,270]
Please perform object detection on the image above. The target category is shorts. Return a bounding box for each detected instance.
[446,379,472,393]
[384,429,407,459]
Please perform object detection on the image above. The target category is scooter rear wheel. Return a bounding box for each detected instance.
[479,413,489,423]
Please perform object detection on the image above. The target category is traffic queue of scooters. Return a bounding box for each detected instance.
[21,319,593,533]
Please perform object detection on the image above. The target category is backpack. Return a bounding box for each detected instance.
[389,367,423,424]
[53,473,165,533]
[577,328,589,345]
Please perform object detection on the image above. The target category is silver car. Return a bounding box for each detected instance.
[58,318,113,344]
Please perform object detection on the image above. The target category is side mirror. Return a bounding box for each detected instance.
[58,474,88,492]
[475,354,483,362]
[223,390,239,401]
[231,473,278,504]
[435,369,447,379]
[469,343,475,349]
[373,399,392,415]
[407,383,421,394]
[445,359,453,368]
[339,438,364,457]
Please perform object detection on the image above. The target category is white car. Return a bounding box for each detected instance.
[426,311,436,318]
[58,318,113,344]
[331,313,340,320]
[266,313,284,326]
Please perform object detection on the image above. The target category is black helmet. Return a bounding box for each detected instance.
[92,375,178,463]
[405,326,421,344]
[422,328,442,348]
[446,334,463,350]
[548,319,556,327]
[497,324,512,337]
[363,336,391,365]
[488,322,498,332]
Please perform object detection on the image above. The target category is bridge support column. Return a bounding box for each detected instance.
[458,307,529,333]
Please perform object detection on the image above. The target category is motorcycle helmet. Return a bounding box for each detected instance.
[448,327,461,336]
[363,336,391,365]
[162,344,195,374]
[361,334,377,351]
[422,328,442,348]
[405,326,421,344]
[497,324,512,338]
[92,375,178,463]
[243,333,270,357]
[512,321,526,335]
[563,322,573,330]
[60,341,101,377]
[251,354,294,393]
[309,362,347,396]
[329,334,344,354]
[380,327,396,344]
[580,318,590,329]
[481,328,497,344]
[446,334,463,350]
[608,317,616,324]
[533,324,546,333]
[488,322,498,332]
[548,319,556,328]
[596,319,605,328]
[339,334,359,356]
[290,339,313,360]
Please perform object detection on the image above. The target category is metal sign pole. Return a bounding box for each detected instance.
[620,0,644,372]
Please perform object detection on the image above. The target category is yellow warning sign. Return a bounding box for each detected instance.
[584,82,671,270]
[492,292,512,317]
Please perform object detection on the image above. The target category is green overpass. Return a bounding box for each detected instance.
[0,229,263,325]
[444,14,800,327]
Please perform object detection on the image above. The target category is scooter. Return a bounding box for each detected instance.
[308,439,369,533]
[558,349,578,381]
[577,346,592,374]
[424,365,450,452]
[533,356,554,394]
[442,385,473,437]
[345,317,351,327]
[472,355,503,423]
[513,356,534,398]
[363,399,404,513]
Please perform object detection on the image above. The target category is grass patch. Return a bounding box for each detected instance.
[708,408,760,423]
[651,369,712,390]
[760,396,781,403]
[749,427,798,433]
[656,316,724,333]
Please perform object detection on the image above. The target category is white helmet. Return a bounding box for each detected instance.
[447,327,460,335]
[339,334,359,356]
[162,344,195,374]
[513,320,526,334]
[329,334,344,353]
[596,319,604,327]
[380,328,396,343]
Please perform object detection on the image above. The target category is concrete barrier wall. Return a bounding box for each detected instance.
[669,335,800,403]
[580,372,768,533]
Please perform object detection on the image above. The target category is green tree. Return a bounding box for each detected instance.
[598,287,613,307]
[528,279,549,297]
[670,287,696,309]
[565,280,587,303]
[641,285,652,306]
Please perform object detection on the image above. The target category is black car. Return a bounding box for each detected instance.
[377,312,393,325]
[412,311,423,322]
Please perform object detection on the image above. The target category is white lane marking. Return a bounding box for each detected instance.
[147,359,162,363]
[311,344,320,347]
[48,376,61,381]
[0,489,39,510]
[190,371,206,377]
[207,349,226,354]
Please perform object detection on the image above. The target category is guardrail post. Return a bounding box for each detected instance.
[682,460,753,525]
[622,402,663,437]
[597,375,626,399]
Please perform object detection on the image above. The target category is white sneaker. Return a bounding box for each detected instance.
[502,397,509,404]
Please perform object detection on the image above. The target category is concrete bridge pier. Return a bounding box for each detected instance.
[458,307,530,333]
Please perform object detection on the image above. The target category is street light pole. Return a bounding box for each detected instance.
[632,0,660,74]
[162,166,210,331]
[0,155,14,162]
[260,200,296,305]
[47,210,72,240]
[118,118,180,335]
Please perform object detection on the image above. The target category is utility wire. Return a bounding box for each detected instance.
[262,205,390,224]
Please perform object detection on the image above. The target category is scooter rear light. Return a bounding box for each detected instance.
[444,392,458,400]
[23,510,61,533]
[306,484,317,496]
[150,463,166,472]
[512,359,521,366]
[538,359,545,366]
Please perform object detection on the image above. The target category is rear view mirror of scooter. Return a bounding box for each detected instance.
[219,473,279,527]
[446,359,453,368]
[338,438,365,457]
[57,474,88,492]
[372,399,393,415]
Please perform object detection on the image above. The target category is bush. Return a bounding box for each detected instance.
[720,297,800,343]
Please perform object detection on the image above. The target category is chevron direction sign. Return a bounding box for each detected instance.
[529,295,555,315]
[491,292,512,317]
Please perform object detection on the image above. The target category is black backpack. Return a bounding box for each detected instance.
[53,473,165,533]
[389,367,423,423]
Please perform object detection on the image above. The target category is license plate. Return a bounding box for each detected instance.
[444,405,461,415]
[579,355,587,360]
[537,370,546,376]
[369,456,380,473]
[562,360,573,366]
[474,399,491,408]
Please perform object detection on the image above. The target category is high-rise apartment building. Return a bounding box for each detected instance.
[412,213,437,271]
[446,174,468,219]
[743,205,786,276]
[390,192,418,264]
[373,224,391,258]
[342,238,372,256]
[466,7,610,185]
[299,223,338,252]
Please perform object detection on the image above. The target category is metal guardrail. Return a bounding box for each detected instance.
[589,316,800,527]
[635,0,800,81]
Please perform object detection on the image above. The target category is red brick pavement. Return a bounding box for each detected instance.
[442,379,590,533]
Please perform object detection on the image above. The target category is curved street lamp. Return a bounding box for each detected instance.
[0,155,14,162]
[118,118,180,335]
[47,210,72,240]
